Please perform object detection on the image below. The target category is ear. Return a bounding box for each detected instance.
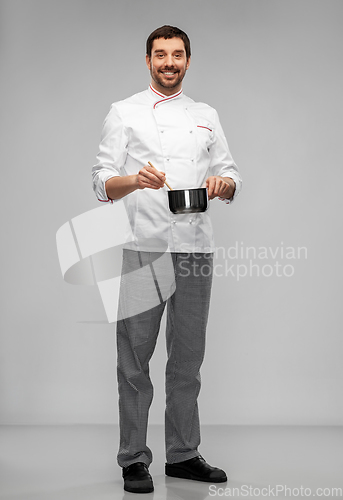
[146,54,151,70]
[186,56,191,70]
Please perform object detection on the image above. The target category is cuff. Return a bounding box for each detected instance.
[93,173,120,204]
[219,174,242,205]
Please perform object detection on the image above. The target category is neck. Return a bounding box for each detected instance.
[150,81,182,97]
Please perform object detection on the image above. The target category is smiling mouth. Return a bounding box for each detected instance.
[161,71,178,76]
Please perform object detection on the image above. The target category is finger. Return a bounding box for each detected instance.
[140,181,162,190]
[140,168,165,187]
[145,172,165,187]
[215,178,224,197]
[139,175,164,189]
[208,177,219,199]
[145,165,166,182]
[141,178,164,189]
[212,178,226,198]
[139,173,165,190]
[218,180,230,198]
[206,179,212,199]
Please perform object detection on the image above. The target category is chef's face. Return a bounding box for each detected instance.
[146,37,190,96]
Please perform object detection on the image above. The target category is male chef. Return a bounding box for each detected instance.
[92,25,242,494]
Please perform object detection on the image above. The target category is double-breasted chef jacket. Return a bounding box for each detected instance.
[92,85,242,253]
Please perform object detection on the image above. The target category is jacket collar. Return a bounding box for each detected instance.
[149,84,183,109]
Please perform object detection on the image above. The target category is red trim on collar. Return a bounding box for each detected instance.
[153,89,183,109]
[149,84,183,108]
[149,84,165,98]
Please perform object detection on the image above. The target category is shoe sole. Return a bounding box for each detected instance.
[124,484,154,493]
[165,465,227,483]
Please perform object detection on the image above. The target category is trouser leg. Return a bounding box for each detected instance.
[116,250,166,467]
[116,305,164,467]
[165,253,213,464]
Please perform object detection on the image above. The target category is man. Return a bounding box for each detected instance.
[92,25,242,494]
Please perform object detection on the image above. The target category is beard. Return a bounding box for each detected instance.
[150,66,186,91]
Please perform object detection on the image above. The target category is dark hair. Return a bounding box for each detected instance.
[146,25,191,60]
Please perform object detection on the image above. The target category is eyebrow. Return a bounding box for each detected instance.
[154,49,185,54]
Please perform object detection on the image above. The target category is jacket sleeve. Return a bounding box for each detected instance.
[92,104,128,203]
[209,110,242,204]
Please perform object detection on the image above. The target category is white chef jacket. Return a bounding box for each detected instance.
[92,85,242,253]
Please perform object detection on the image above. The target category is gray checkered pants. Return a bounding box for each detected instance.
[116,250,213,467]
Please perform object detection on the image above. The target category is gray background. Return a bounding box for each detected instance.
[1,0,342,426]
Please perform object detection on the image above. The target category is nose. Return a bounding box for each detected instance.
[165,54,173,67]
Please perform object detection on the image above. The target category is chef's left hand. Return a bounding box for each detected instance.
[205,176,236,200]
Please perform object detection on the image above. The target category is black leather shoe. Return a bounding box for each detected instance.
[122,462,154,493]
[165,455,227,483]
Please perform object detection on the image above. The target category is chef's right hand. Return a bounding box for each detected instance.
[137,165,166,190]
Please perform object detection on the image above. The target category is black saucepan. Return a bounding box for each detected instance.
[168,187,208,214]
[147,162,209,215]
